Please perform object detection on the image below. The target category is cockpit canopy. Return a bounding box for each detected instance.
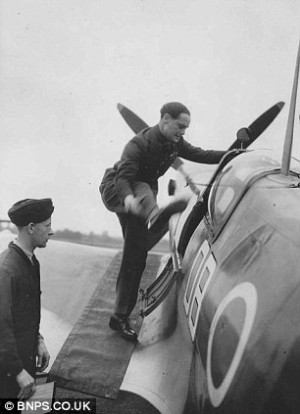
[208,150,282,236]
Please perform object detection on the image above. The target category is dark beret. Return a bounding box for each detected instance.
[8,198,54,226]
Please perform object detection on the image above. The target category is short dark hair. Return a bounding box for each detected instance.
[160,102,190,119]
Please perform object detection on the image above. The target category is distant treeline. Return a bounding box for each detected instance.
[0,222,170,253]
[52,228,170,253]
[52,229,123,248]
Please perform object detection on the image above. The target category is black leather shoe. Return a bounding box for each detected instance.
[109,314,138,341]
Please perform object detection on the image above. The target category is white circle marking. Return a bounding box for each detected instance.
[207,282,258,407]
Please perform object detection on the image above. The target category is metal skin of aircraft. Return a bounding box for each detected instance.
[117,40,300,414]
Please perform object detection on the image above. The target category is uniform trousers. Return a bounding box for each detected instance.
[115,212,148,315]
[100,180,157,316]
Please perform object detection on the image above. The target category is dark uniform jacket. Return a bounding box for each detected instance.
[0,242,41,395]
[100,124,226,209]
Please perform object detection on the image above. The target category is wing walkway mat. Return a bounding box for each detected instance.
[47,251,161,399]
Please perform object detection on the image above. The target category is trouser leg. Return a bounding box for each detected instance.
[132,182,159,220]
[114,213,148,316]
[100,179,158,218]
[101,180,157,316]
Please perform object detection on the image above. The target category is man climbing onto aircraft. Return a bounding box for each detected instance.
[100,102,229,340]
[0,198,54,399]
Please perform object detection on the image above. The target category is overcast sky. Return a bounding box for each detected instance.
[0,0,299,236]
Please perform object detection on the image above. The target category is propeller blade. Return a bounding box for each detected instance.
[117,103,149,134]
[228,101,285,150]
[199,101,285,209]
[117,101,285,197]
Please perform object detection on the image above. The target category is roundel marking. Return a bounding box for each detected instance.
[207,282,258,407]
